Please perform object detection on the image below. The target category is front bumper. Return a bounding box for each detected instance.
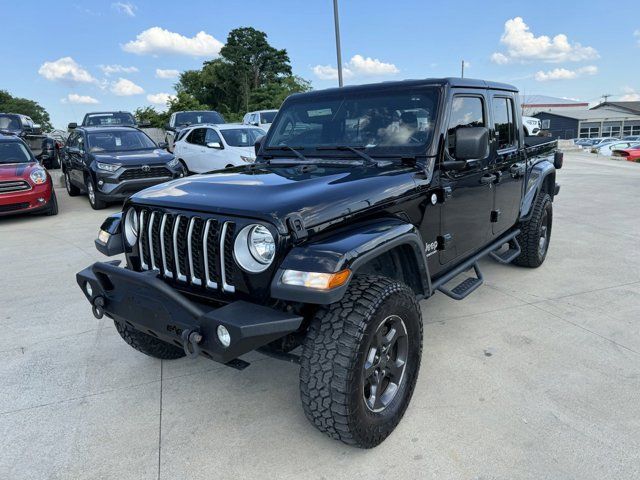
[0,182,53,216]
[94,167,184,201]
[76,261,303,364]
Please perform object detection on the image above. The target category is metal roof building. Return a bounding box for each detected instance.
[590,101,640,115]
[533,108,640,139]
[522,95,589,115]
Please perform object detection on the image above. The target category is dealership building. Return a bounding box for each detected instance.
[533,108,640,139]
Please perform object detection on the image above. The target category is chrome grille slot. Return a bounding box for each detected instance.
[0,180,31,194]
[148,212,161,271]
[220,222,236,293]
[138,210,149,270]
[173,215,188,282]
[160,213,175,277]
[203,219,219,289]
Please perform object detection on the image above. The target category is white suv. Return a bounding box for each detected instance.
[173,124,266,174]
[243,110,278,131]
[523,116,541,136]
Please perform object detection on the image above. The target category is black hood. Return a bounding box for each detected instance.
[129,163,420,233]
[91,148,173,166]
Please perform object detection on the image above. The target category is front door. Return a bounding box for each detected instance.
[439,93,494,265]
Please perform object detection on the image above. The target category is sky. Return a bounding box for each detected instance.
[1,0,639,129]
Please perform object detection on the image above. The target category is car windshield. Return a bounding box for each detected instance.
[84,113,136,126]
[265,88,439,156]
[220,128,266,147]
[176,111,224,126]
[0,142,32,163]
[87,131,157,152]
[0,114,21,131]
[260,111,277,124]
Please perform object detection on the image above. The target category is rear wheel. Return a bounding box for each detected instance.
[114,321,185,360]
[85,176,106,210]
[300,275,423,448]
[179,159,191,175]
[64,170,80,196]
[513,193,552,268]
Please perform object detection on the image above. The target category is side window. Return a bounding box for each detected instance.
[205,128,222,145]
[187,128,206,145]
[493,97,517,150]
[447,96,485,159]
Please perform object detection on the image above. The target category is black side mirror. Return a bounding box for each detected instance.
[455,127,489,161]
[254,135,265,157]
[138,120,151,128]
[68,122,78,130]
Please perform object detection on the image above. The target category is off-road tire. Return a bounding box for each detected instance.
[114,320,186,360]
[44,191,58,216]
[300,275,423,448]
[64,170,80,196]
[513,193,552,268]
[85,176,107,210]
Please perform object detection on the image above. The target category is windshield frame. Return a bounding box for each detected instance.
[0,141,35,164]
[86,130,158,153]
[263,86,441,158]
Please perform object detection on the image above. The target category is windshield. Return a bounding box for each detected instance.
[266,88,439,156]
[0,114,21,131]
[176,111,224,126]
[87,131,157,152]
[261,111,277,124]
[220,128,266,147]
[84,113,136,126]
[0,142,33,163]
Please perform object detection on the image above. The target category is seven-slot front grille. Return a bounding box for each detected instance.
[136,208,235,293]
[119,167,172,181]
[0,180,31,194]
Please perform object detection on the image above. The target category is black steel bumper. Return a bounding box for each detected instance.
[76,262,303,364]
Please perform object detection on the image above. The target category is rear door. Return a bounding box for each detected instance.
[183,128,207,172]
[489,92,525,236]
[439,92,495,265]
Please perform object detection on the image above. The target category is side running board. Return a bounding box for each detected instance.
[489,238,521,264]
[437,262,483,300]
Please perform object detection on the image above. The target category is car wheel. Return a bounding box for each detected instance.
[300,275,423,448]
[114,321,185,360]
[85,176,106,210]
[179,159,191,175]
[64,170,80,196]
[52,149,61,169]
[44,191,59,216]
[513,193,553,268]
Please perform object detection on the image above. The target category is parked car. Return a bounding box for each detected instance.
[574,138,593,147]
[622,135,640,142]
[0,113,61,169]
[243,109,278,131]
[522,116,541,136]
[612,144,640,162]
[0,133,58,216]
[164,110,225,152]
[69,111,138,130]
[77,78,562,448]
[60,126,184,209]
[174,124,265,173]
[590,140,640,156]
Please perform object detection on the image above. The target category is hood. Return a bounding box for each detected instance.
[91,148,173,166]
[0,161,41,181]
[130,162,420,233]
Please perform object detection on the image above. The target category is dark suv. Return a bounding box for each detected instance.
[77,78,561,447]
[0,113,60,168]
[61,126,184,209]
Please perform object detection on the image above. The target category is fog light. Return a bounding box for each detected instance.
[97,229,110,244]
[37,197,45,204]
[217,325,231,348]
[85,281,93,297]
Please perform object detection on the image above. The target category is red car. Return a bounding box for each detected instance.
[612,145,640,162]
[0,134,58,217]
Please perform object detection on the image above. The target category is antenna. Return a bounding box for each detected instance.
[601,93,612,104]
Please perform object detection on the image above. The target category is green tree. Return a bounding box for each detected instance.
[0,90,53,131]
[134,106,168,128]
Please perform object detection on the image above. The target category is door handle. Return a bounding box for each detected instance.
[480,174,497,185]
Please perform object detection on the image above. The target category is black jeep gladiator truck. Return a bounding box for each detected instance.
[77,78,562,448]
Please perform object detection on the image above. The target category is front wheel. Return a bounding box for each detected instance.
[64,170,80,196]
[513,193,552,268]
[300,275,423,448]
[85,176,107,210]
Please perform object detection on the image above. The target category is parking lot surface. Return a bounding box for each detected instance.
[1,152,639,480]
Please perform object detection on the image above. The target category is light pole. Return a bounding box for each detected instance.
[333,0,343,87]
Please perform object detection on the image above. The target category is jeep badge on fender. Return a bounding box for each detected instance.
[76,78,560,448]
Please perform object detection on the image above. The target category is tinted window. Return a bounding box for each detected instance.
[187,128,207,146]
[84,113,136,126]
[493,97,517,150]
[0,141,33,164]
[220,128,265,147]
[175,111,225,126]
[260,111,277,124]
[87,131,156,152]
[0,114,21,131]
[205,128,222,145]
[266,89,439,154]
[447,96,485,158]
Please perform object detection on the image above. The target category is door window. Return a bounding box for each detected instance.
[493,97,517,150]
[205,128,222,145]
[447,96,485,159]
[187,128,207,146]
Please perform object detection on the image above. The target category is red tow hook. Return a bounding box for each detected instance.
[181,329,203,359]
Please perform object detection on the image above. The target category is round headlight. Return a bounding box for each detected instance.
[124,208,139,246]
[233,224,275,273]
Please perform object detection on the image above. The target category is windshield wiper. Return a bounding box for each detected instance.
[264,145,308,161]
[316,145,377,165]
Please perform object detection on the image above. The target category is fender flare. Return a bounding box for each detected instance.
[270,217,430,305]
[520,161,556,222]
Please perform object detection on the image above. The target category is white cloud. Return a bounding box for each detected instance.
[491,17,598,64]
[122,27,223,56]
[312,54,398,80]
[147,92,177,107]
[100,64,138,75]
[38,57,96,83]
[155,68,180,79]
[111,78,144,96]
[112,2,136,17]
[534,65,598,82]
[621,87,640,101]
[61,93,99,104]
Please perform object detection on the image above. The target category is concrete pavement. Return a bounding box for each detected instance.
[1,152,639,479]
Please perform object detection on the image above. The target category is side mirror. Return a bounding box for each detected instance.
[454,127,489,161]
[138,120,151,128]
[32,124,42,135]
[68,122,78,130]
[157,141,168,149]
[206,142,223,149]
[254,135,265,157]
[165,123,172,131]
